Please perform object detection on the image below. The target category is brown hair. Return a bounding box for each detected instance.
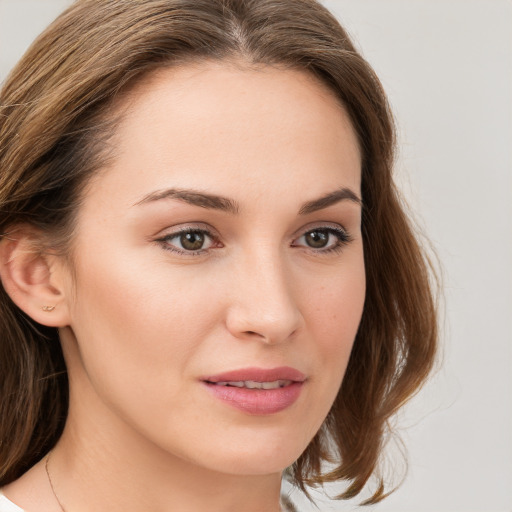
[0,0,437,504]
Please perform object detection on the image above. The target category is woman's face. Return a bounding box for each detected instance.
[58,62,365,475]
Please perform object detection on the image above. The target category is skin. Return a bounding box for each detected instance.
[3,61,365,512]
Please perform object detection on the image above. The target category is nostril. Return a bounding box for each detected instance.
[244,330,263,337]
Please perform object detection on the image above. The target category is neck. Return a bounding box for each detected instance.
[49,394,283,512]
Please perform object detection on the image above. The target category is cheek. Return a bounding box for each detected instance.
[297,249,366,417]
[66,251,207,396]
[63,252,228,452]
[307,255,365,349]
[71,248,211,341]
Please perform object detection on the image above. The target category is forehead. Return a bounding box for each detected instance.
[85,61,361,212]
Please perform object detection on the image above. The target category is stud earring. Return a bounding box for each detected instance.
[42,305,56,312]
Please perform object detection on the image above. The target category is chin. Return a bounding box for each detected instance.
[190,431,311,476]
[211,455,299,477]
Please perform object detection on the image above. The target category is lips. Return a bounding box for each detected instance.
[201,366,306,415]
[203,366,306,384]
[213,379,292,389]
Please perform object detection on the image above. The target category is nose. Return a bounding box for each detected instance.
[225,251,304,345]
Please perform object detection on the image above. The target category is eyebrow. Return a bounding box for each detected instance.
[134,188,240,214]
[298,187,362,215]
[134,186,361,214]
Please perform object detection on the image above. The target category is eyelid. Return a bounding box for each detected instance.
[291,223,353,252]
[292,221,350,239]
[153,221,221,241]
[154,223,221,256]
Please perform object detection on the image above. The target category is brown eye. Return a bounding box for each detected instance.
[304,230,329,248]
[293,226,351,253]
[159,228,216,254]
[180,231,205,251]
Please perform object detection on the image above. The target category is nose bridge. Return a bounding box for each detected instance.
[226,243,303,343]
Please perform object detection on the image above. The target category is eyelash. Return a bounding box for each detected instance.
[156,227,220,256]
[292,226,352,255]
[155,225,352,257]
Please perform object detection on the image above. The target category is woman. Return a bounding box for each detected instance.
[0,1,438,511]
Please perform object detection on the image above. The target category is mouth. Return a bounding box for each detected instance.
[201,367,306,415]
[202,366,306,385]
[209,379,293,389]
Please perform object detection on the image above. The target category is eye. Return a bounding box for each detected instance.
[157,228,217,255]
[293,227,351,253]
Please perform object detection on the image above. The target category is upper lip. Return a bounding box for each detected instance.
[202,366,306,383]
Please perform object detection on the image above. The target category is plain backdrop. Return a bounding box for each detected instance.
[1,1,511,511]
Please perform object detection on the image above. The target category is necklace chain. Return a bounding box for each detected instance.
[45,452,67,512]
[45,451,291,512]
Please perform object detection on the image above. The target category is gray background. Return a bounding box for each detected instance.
[1,1,511,511]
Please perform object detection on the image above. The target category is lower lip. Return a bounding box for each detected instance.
[203,382,303,415]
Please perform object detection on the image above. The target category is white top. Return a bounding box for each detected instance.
[0,492,23,512]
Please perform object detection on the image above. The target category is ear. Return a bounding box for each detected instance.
[0,226,71,327]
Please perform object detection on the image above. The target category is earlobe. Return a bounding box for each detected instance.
[0,228,71,327]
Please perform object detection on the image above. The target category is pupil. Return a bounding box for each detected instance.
[181,232,204,251]
[306,230,328,248]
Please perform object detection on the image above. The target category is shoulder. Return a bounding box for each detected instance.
[0,492,24,512]
[280,494,298,512]
[0,456,56,512]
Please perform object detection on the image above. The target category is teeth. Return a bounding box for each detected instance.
[261,381,286,389]
[214,380,292,389]
[227,381,245,388]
